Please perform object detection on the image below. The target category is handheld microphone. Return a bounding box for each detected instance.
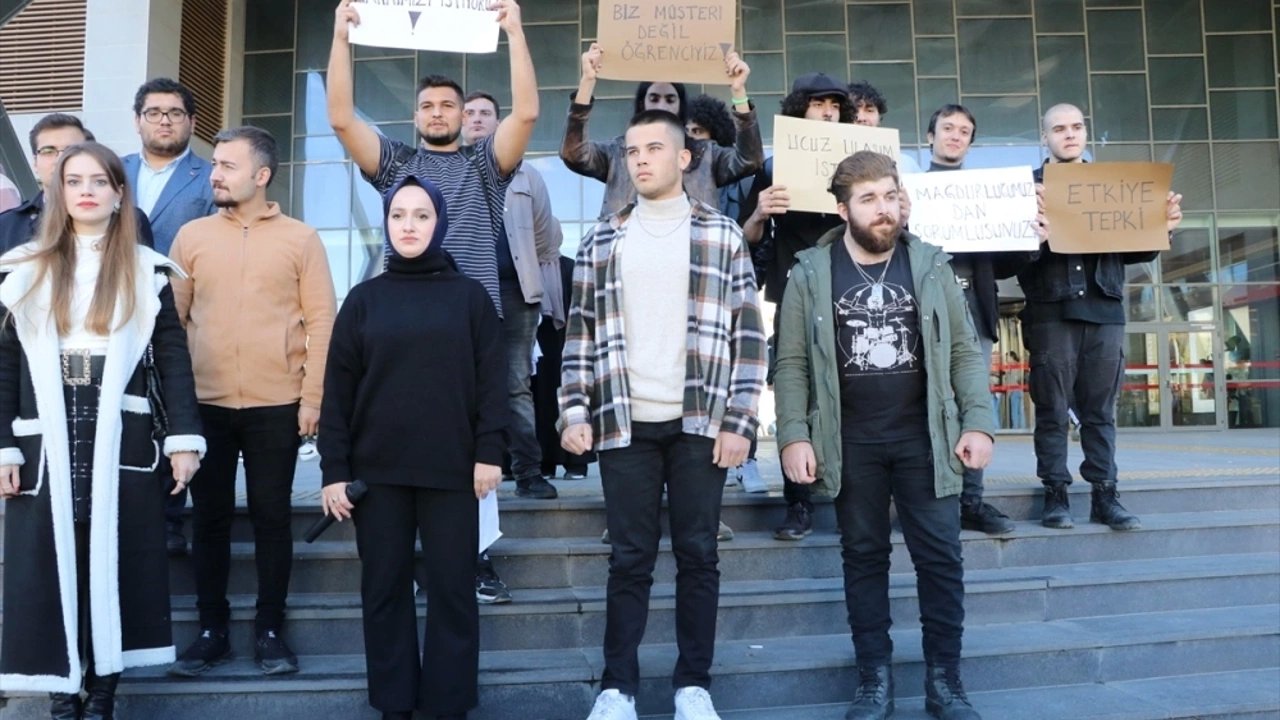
[305,479,369,543]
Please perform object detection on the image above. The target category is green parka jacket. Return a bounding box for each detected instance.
[773,227,997,498]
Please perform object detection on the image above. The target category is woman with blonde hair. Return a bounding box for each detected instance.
[0,141,204,720]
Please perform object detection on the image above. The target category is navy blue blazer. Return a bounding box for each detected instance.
[123,151,215,256]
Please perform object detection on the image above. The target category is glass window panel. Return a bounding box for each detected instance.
[292,162,352,230]
[1093,144,1150,161]
[1154,143,1213,211]
[466,46,513,112]
[751,93,786,141]
[1210,90,1279,141]
[243,52,294,116]
[244,115,294,164]
[1163,227,1215,283]
[1035,0,1084,32]
[958,19,1036,94]
[528,89,569,156]
[1090,73,1149,141]
[1203,0,1271,32]
[918,77,960,141]
[266,164,292,217]
[786,0,839,32]
[850,63,918,143]
[1125,284,1157,321]
[785,35,848,82]
[958,0,1030,14]
[316,229,352,301]
[582,0,598,39]
[415,51,465,85]
[959,95,1040,142]
[1084,0,1135,6]
[913,0,955,35]
[1219,224,1279,283]
[523,0,576,23]
[1036,35,1089,112]
[1167,329,1219,427]
[849,4,914,61]
[742,0,783,51]
[1148,57,1206,106]
[352,174,384,232]
[744,52,786,94]
[1161,285,1217,323]
[1126,259,1154,284]
[351,229,385,290]
[1152,107,1208,141]
[529,156,584,221]
[526,25,582,89]
[296,0,336,71]
[294,71,330,136]
[916,37,957,76]
[1206,34,1275,89]
[376,123,416,147]
[245,0,294,52]
[1222,283,1280,428]
[354,45,412,60]
[1086,9,1143,71]
[1144,0,1201,54]
[293,135,347,163]
[1119,331,1161,427]
[354,58,415,123]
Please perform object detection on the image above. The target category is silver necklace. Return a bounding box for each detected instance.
[852,246,895,302]
[630,205,691,238]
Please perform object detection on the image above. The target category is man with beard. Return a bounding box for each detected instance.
[167,126,337,678]
[773,151,994,720]
[738,71,854,541]
[122,77,217,555]
[327,0,537,324]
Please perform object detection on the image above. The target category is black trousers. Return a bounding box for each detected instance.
[353,483,478,715]
[598,420,725,695]
[1024,319,1125,487]
[532,315,591,476]
[835,436,965,668]
[190,403,299,632]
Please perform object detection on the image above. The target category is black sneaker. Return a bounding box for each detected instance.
[168,628,231,677]
[960,501,1015,535]
[254,629,299,675]
[773,502,813,541]
[476,566,512,604]
[516,476,559,499]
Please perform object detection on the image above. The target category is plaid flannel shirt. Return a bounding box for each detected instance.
[557,199,767,452]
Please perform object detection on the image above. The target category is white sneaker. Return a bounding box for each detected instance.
[586,689,637,720]
[674,686,722,720]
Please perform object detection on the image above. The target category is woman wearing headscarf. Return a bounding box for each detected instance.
[318,174,507,720]
[0,142,204,719]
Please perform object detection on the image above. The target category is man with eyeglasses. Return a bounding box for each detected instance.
[122,77,217,557]
[0,112,155,253]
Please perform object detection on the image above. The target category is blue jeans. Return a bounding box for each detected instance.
[502,284,542,483]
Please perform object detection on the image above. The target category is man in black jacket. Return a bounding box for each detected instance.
[0,113,154,253]
[1024,104,1183,531]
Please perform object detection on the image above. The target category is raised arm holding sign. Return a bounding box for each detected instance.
[348,0,500,54]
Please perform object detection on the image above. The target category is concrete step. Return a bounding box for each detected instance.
[3,605,1275,719]
[162,553,1280,656]
[155,509,1280,596]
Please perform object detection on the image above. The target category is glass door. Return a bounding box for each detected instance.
[1163,325,1224,428]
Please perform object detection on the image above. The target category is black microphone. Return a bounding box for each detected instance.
[305,479,368,543]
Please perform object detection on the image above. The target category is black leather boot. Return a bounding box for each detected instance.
[49,692,81,720]
[1090,483,1141,530]
[844,664,893,720]
[81,671,119,720]
[1040,484,1074,529]
[924,665,980,720]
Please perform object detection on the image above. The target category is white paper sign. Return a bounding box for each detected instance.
[479,491,502,552]
[349,1,500,55]
[901,166,1040,252]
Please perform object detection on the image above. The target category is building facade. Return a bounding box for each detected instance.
[1,0,1277,431]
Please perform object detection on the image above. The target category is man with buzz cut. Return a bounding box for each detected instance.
[560,110,766,720]
[1024,103,1184,531]
[774,150,994,720]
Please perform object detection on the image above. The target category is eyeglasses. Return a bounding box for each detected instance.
[141,108,189,124]
[35,146,71,159]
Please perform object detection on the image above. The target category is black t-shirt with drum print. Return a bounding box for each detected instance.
[831,237,930,444]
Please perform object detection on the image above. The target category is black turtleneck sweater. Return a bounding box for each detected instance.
[318,252,508,489]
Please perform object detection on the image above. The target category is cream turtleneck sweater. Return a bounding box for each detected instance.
[60,233,110,353]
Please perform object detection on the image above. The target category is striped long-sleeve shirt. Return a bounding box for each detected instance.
[557,200,767,452]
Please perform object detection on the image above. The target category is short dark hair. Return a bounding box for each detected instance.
[779,89,856,122]
[133,78,197,117]
[463,91,501,116]
[417,75,464,102]
[626,110,687,149]
[28,113,93,153]
[633,82,689,124]
[847,81,888,115]
[686,94,736,148]
[213,126,279,187]
[928,104,978,142]
[828,151,900,205]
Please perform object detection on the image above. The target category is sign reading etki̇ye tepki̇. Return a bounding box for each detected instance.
[900,166,1040,253]
[348,0,500,54]
[1042,162,1175,254]
[596,0,738,84]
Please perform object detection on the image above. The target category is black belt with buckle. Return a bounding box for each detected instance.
[61,350,106,386]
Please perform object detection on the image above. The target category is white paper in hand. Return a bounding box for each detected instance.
[349,1,500,55]
[479,490,502,552]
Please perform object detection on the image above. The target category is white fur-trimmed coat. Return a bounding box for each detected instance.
[0,244,204,693]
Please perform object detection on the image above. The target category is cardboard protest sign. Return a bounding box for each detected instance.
[772,115,901,214]
[900,166,1039,253]
[595,0,736,84]
[1043,162,1174,254]
[349,0,499,54]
